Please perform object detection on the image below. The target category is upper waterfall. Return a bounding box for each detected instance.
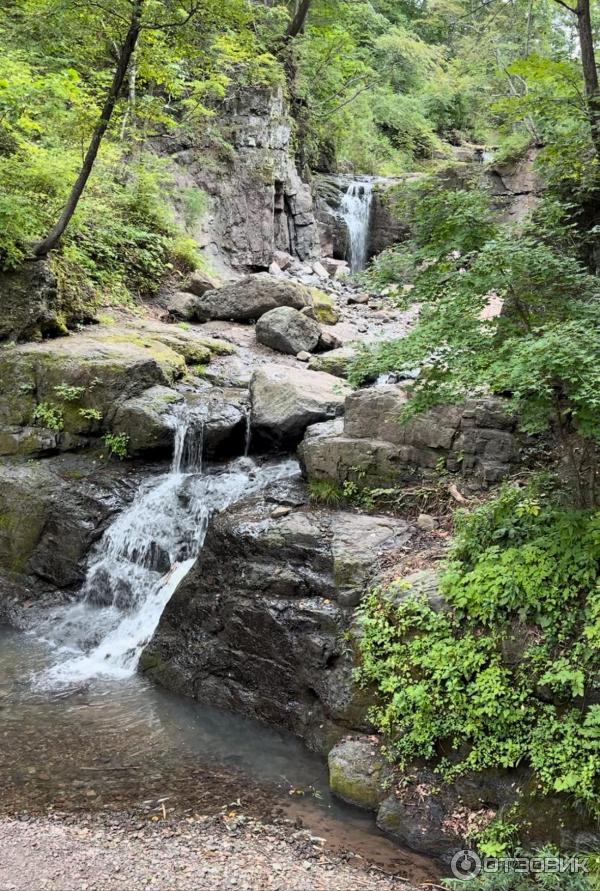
[340,180,374,272]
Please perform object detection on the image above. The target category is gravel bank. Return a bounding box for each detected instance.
[0,814,425,891]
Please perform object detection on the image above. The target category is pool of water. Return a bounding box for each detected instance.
[0,628,438,883]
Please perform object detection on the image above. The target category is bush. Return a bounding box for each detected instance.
[357,482,600,820]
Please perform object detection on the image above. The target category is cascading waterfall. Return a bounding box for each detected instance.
[33,405,298,689]
[340,180,373,272]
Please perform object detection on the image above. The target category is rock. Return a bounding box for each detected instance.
[250,364,351,449]
[300,305,318,321]
[270,505,292,518]
[322,258,349,277]
[183,268,220,297]
[328,739,389,810]
[273,251,294,270]
[142,494,394,748]
[191,274,312,323]
[308,347,357,379]
[167,291,199,321]
[110,386,184,457]
[268,262,283,277]
[311,289,340,325]
[348,292,370,305]
[186,390,249,459]
[376,786,463,862]
[312,261,330,279]
[296,351,311,362]
[0,457,133,589]
[255,306,321,355]
[329,513,411,607]
[317,330,342,352]
[0,259,88,342]
[417,513,436,532]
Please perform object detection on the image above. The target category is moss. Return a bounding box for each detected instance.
[311,288,340,325]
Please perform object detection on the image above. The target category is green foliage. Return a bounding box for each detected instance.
[79,407,102,422]
[54,384,85,402]
[443,848,599,890]
[357,482,600,820]
[32,402,63,431]
[103,432,129,460]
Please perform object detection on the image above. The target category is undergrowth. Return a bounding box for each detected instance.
[357,477,600,823]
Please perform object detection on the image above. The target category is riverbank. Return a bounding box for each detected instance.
[0,813,426,891]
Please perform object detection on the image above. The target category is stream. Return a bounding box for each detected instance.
[0,407,439,884]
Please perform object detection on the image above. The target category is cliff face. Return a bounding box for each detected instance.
[160,88,321,274]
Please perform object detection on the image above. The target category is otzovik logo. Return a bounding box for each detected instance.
[450,850,482,880]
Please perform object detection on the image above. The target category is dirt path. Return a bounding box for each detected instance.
[0,814,426,891]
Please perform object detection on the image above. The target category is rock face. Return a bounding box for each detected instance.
[300,385,521,489]
[158,88,321,271]
[188,274,312,323]
[250,364,351,449]
[110,386,184,457]
[0,456,136,592]
[255,306,321,355]
[329,738,390,811]
[484,146,543,223]
[142,485,412,749]
[0,260,86,342]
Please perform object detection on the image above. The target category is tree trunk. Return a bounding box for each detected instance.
[285,0,312,40]
[33,0,144,257]
[576,0,600,156]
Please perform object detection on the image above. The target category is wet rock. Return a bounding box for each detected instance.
[190,274,312,323]
[296,351,311,362]
[250,364,350,449]
[142,496,403,749]
[0,458,134,590]
[328,739,389,810]
[110,386,183,457]
[255,307,321,355]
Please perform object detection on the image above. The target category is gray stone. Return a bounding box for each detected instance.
[308,347,357,379]
[250,364,351,449]
[328,738,389,810]
[142,496,393,748]
[417,513,436,532]
[183,268,219,297]
[0,260,88,342]
[167,291,199,321]
[255,306,321,355]
[110,386,184,457]
[316,330,342,352]
[191,274,312,323]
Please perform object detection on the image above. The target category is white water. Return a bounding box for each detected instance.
[340,180,373,272]
[32,408,298,689]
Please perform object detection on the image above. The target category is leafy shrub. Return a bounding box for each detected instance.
[357,483,600,819]
[103,432,129,460]
[32,402,64,431]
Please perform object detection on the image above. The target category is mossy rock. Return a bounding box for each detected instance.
[328,738,389,811]
[311,288,340,325]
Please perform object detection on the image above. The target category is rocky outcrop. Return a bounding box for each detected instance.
[185,274,312,323]
[142,482,412,749]
[0,259,90,342]
[299,385,521,489]
[159,88,321,272]
[0,455,137,593]
[485,146,543,223]
[255,306,321,355]
[250,364,351,449]
[0,322,239,459]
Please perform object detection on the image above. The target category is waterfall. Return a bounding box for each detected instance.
[32,406,298,689]
[340,180,373,272]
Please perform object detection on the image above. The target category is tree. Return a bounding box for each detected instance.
[551,0,600,155]
[33,0,144,257]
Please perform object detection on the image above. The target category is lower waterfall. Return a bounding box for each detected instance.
[340,180,374,272]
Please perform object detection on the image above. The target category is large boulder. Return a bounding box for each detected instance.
[186,273,312,323]
[250,364,351,448]
[308,346,357,378]
[255,306,321,355]
[0,260,88,342]
[142,488,410,749]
